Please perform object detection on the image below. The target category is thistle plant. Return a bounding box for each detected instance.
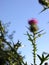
[37,52,49,65]
[0,21,27,65]
[38,0,49,13]
[26,18,45,65]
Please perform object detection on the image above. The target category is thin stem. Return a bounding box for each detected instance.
[33,34,37,65]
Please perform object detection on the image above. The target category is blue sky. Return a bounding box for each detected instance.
[0,0,49,65]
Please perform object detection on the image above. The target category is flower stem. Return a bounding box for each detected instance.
[32,34,37,65]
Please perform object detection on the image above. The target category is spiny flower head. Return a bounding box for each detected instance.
[28,18,38,25]
[28,18,38,34]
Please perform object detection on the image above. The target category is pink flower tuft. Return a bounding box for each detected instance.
[28,18,38,25]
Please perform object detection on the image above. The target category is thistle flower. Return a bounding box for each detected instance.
[28,18,38,33]
[38,0,49,7]
[28,18,38,25]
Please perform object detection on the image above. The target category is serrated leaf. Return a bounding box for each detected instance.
[40,8,47,13]
[36,30,44,34]
[37,54,42,61]
[39,7,49,13]
[42,54,44,59]
[45,54,49,59]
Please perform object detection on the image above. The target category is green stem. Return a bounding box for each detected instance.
[33,34,37,65]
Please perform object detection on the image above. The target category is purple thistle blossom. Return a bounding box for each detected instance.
[28,18,38,25]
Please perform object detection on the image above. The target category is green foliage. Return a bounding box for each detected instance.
[38,0,49,13]
[26,27,46,65]
[37,52,49,65]
[0,21,27,65]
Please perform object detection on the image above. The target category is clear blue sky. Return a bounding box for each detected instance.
[0,0,49,65]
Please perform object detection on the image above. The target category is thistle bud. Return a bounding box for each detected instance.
[28,18,38,34]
